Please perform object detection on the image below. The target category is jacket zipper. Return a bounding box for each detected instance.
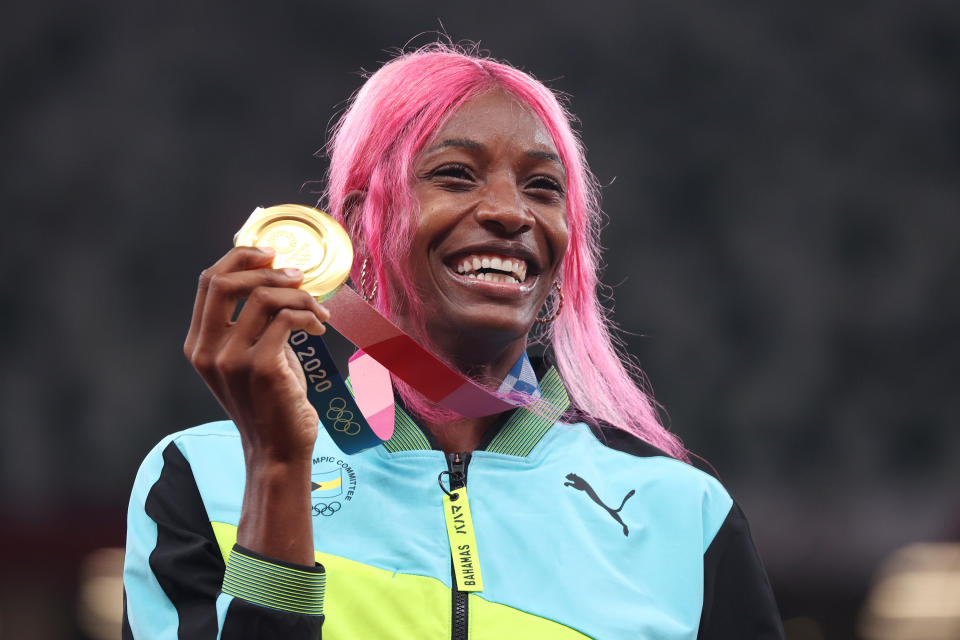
[447,452,471,640]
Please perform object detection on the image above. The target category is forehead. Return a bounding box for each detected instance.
[429,89,558,154]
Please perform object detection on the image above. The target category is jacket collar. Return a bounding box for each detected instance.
[382,358,570,457]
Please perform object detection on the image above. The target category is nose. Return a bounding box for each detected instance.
[474,174,534,236]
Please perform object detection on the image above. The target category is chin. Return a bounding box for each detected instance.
[431,306,532,345]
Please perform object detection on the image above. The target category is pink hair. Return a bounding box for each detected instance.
[323,44,687,460]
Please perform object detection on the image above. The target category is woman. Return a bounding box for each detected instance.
[123,44,784,639]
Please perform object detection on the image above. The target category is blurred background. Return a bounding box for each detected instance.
[1,0,958,638]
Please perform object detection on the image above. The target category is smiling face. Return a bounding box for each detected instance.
[401,89,569,370]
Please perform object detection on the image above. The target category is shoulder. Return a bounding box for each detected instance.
[168,420,241,445]
[551,417,735,545]
[131,421,240,491]
[140,420,239,460]
[564,417,727,488]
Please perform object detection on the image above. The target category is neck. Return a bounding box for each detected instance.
[438,330,527,387]
[392,312,531,453]
[423,334,527,454]
[426,415,499,454]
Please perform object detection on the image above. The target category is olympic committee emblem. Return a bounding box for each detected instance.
[310,454,358,518]
[311,468,343,497]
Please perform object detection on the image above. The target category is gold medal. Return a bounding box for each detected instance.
[234,204,353,300]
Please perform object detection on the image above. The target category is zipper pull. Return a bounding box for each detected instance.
[439,453,483,592]
[450,452,467,488]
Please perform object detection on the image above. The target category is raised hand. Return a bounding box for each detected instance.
[184,245,328,564]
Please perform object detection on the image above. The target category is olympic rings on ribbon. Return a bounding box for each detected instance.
[326,397,362,435]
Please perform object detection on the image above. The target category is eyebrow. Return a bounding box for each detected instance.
[426,138,563,166]
[426,138,485,153]
[526,149,562,164]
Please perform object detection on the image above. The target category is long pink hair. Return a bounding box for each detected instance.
[324,44,687,460]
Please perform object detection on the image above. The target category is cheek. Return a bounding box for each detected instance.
[408,189,438,255]
[407,206,455,282]
[555,220,570,253]
[409,211,442,261]
[546,213,570,273]
[411,191,470,254]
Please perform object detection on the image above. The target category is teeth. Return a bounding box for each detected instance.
[476,273,518,284]
[452,253,528,282]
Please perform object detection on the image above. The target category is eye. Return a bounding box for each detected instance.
[427,163,475,190]
[525,175,565,200]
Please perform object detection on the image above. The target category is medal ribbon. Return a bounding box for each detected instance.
[237,205,537,455]
[287,329,387,454]
[324,286,518,417]
[290,285,535,454]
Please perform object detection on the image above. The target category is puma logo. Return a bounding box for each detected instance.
[564,473,635,537]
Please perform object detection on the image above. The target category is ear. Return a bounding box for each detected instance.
[342,189,366,231]
[342,190,369,266]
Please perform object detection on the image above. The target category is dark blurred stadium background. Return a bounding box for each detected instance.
[1,1,958,638]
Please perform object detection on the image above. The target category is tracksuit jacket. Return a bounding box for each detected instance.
[123,366,785,639]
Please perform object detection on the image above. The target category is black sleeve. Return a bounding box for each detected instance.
[219,599,325,637]
[122,441,324,639]
[697,502,785,639]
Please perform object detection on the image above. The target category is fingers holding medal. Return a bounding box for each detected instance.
[183,205,350,460]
